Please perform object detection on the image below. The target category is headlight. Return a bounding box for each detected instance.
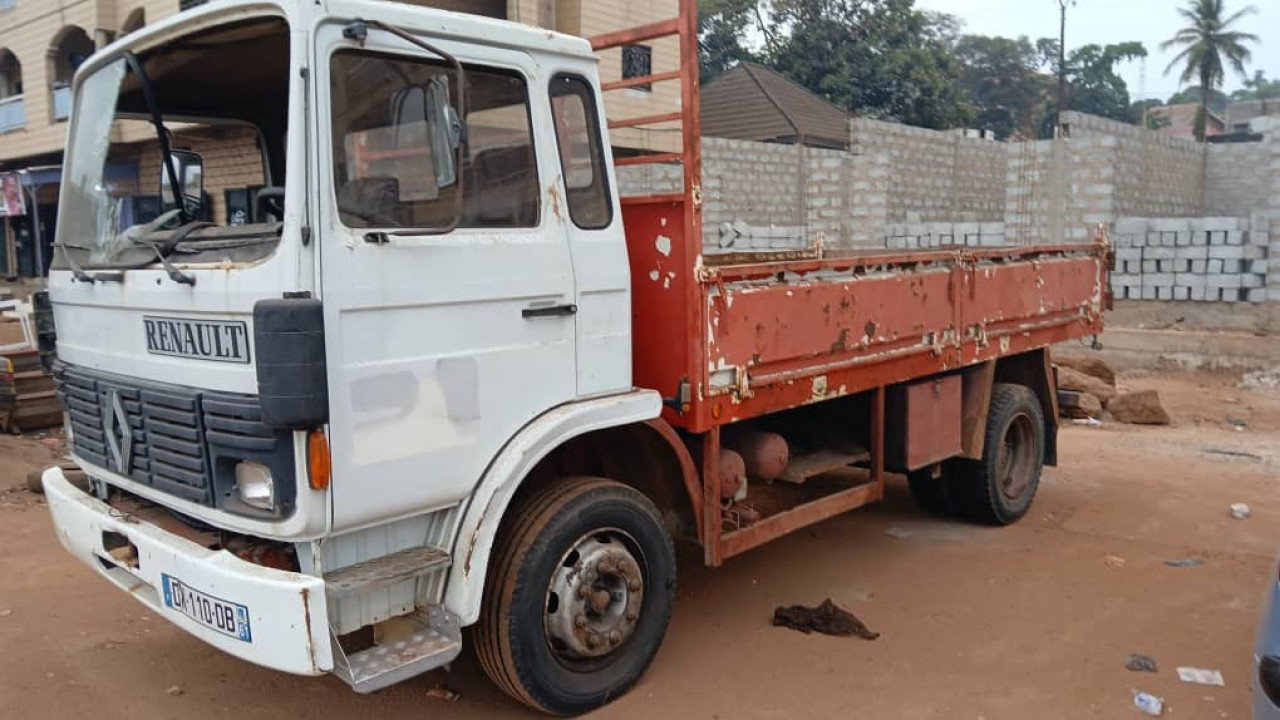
[235,462,275,511]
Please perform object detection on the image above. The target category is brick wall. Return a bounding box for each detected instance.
[132,126,266,224]
[849,118,1005,223]
[1062,112,1206,218]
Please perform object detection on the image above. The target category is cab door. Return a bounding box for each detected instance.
[315,22,578,531]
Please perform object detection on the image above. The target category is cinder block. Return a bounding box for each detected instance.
[1151,219,1191,232]
[1146,232,1164,247]
[1114,218,1149,235]
[1111,273,1142,288]
[1209,231,1228,246]
[1123,260,1142,274]
[1247,288,1269,302]
[1207,259,1224,274]
[1208,245,1245,260]
[1243,274,1264,289]
[1190,286,1208,301]
[1117,248,1142,262]
[1220,288,1243,302]
[1191,259,1208,273]
[1227,230,1245,246]
[1161,259,1192,273]
[1142,259,1159,273]
[1249,231,1270,247]
[1173,286,1190,300]
[1175,273,1206,289]
[1157,287,1173,300]
[1207,274,1243,289]
[1140,286,1158,300]
[1143,273,1174,287]
[1191,232,1209,247]
[1201,217,1240,232]
[1176,246,1209,260]
[1161,232,1178,247]
[1176,232,1192,247]
[1144,247,1176,260]
[1222,259,1244,274]
[1244,245,1267,259]
[1250,259,1268,274]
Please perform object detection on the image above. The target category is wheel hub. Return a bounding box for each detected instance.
[545,531,644,659]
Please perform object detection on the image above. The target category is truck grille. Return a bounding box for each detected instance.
[56,364,295,513]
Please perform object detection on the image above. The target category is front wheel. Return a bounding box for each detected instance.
[949,383,1046,525]
[475,477,676,715]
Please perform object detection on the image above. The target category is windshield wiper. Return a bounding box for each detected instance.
[54,242,125,283]
[125,209,201,286]
[122,51,187,226]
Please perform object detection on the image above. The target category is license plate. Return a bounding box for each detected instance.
[161,573,253,642]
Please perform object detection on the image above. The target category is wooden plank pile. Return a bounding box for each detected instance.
[0,347,61,434]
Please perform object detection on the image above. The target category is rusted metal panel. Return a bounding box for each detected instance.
[959,361,996,460]
[719,481,881,560]
[886,376,962,472]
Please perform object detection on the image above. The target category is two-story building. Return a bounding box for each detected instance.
[0,0,678,280]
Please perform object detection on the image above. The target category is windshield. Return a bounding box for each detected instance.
[54,17,291,271]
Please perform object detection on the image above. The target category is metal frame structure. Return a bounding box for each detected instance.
[592,2,1109,568]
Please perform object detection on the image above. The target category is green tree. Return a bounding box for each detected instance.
[765,0,973,129]
[1066,42,1148,121]
[952,35,1051,139]
[698,0,760,82]
[1161,0,1259,140]
[1232,70,1280,101]
[1167,85,1230,112]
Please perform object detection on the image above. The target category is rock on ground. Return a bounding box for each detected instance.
[1061,392,1103,420]
[1107,390,1171,425]
[1057,366,1117,403]
[1056,355,1117,387]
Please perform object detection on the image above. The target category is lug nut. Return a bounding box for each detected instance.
[608,631,622,645]
[626,609,639,622]
[628,579,642,592]
[577,585,590,599]
[586,633,601,649]
[574,614,587,628]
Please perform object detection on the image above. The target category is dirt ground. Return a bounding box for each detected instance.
[2,368,1279,719]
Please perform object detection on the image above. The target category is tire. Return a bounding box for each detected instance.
[907,466,952,516]
[949,383,1045,525]
[474,477,677,715]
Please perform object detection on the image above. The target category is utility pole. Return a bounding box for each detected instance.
[1055,0,1069,136]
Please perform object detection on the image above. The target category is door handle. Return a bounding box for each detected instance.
[522,303,578,319]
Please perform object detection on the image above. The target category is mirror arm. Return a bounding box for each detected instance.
[122,51,188,226]
[344,18,466,233]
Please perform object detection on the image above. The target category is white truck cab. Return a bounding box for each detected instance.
[43,1,679,713]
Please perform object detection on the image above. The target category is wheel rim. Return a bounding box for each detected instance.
[998,413,1036,500]
[544,528,645,666]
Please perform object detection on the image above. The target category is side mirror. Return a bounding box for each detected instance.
[160,149,205,219]
[424,77,462,189]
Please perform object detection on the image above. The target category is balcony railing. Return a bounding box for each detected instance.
[0,94,24,132]
[52,84,72,121]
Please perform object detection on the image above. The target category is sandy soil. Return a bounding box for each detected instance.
[2,369,1279,719]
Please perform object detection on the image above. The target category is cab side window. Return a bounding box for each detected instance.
[330,51,540,230]
[549,74,613,230]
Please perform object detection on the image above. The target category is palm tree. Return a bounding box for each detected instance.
[1161,0,1258,140]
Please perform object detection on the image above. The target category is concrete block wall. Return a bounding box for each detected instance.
[1064,112,1205,218]
[1207,142,1272,217]
[849,118,1005,223]
[1110,217,1271,302]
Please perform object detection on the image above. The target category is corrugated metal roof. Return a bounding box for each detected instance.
[701,62,850,148]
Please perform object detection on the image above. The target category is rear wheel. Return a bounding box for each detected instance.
[949,383,1045,525]
[475,477,676,715]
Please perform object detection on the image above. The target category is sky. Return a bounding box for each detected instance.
[914,0,1280,102]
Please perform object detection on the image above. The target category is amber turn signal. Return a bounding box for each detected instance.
[307,429,332,490]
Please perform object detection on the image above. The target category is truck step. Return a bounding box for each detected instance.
[778,448,870,483]
[324,546,451,599]
[331,605,462,694]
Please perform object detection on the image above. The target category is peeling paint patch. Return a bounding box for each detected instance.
[656,235,673,257]
[649,270,661,282]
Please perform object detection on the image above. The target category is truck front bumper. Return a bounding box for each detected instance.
[43,467,334,676]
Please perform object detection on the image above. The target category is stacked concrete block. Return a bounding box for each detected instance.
[1109,217,1271,302]
[881,221,1008,249]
